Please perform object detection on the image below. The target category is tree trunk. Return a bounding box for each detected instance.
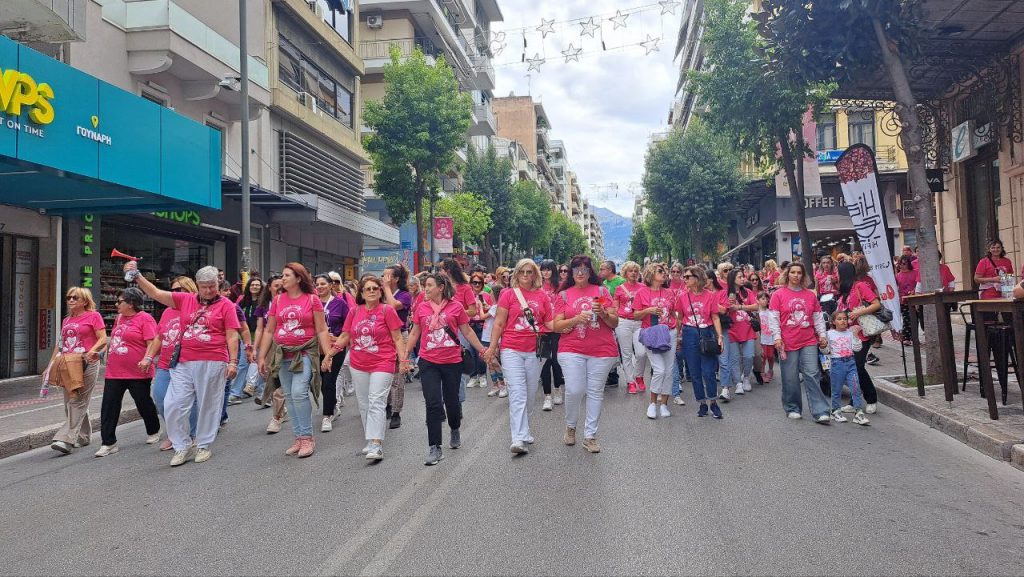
[872,16,941,380]
[414,175,426,273]
[778,132,814,277]
[692,227,704,265]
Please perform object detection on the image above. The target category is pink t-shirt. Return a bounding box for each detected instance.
[172,292,241,363]
[554,285,618,358]
[412,299,470,365]
[669,279,686,298]
[769,286,822,351]
[815,270,839,296]
[633,286,679,330]
[105,312,159,379]
[472,291,494,322]
[940,264,956,291]
[268,293,324,347]
[453,282,476,312]
[614,281,643,319]
[496,287,553,353]
[896,269,919,300]
[975,256,1014,299]
[726,291,758,343]
[839,281,878,342]
[344,304,403,374]
[678,289,721,328]
[60,311,105,354]
[156,308,181,370]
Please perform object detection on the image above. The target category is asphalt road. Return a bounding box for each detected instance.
[2,375,1023,576]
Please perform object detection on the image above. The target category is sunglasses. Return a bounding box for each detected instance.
[170,287,185,292]
[332,280,342,285]
[682,274,695,279]
[471,281,484,285]
[362,286,381,293]
[558,269,569,273]
[65,295,79,302]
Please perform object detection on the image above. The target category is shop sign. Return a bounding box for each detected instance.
[816,149,843,164]
[153,210,202,226]
[360,249,413,275]
[926,168,945,193]
[0,67,55,135]
[80,214,95,288]
[952,120,977,163]
[803,195,846,210]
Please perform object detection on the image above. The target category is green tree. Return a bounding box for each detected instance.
[463,144,513,267]
[544,212,588,265]
[436,191,492,247]
[690,0,832,275]
[363,47,473,270]
[627,220,649,264]
[507,181,552,259]
[642,120,744,263]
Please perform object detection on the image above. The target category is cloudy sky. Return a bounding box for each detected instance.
[491,0,681,218]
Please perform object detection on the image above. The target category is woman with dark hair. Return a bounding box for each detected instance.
[381,264,413,429]
[407,273,487,465]
[895,256,919,345]
[974,238,1013,301]
[440,258,478,317]
[95,287,162,457]
[721,268,758,398]
[747,273,764,294]
[537,259,565,408]
[678,266,725,418]
[837,261,882,415]
[235,277,263,400]
[257,263,334,459]
[467,271,494,389]
[315,273,350,432]
[254,273,282,412]
[553,256,619,453]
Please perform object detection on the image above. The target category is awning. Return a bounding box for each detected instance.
[723,224,777,261]
[220,178,317,211]
[269,195,400,246]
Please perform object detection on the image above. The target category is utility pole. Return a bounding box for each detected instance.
[239,0,252,278]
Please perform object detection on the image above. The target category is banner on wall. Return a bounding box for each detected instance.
[433,217,454,254]
[836,144,902,332]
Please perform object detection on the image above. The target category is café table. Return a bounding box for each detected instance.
[965,298,1024,420]
[904,290,977,402]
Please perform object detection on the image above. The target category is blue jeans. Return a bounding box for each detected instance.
[227,352,250,398]
[153,368,197,438]
[779,345,830,417]
[829,356,864,410]
[682,326,719,403]
[671,345,684,397]
[717,331,731,388]
[724,338,755,387]
[278,355,314,437]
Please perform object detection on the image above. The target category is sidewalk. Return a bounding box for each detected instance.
[0,372,141,459]
[864,323,1024,471]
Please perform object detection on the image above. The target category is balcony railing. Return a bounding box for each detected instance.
[359,37,438,61]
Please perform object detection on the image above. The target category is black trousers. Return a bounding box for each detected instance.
[540,357,564,394]
[320,350,345,416]
[853,343,878,404]
[100,377,159,446]
[418,359,462,447]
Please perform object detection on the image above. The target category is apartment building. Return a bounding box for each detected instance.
[492,95,570,215]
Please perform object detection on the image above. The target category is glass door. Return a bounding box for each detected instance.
[966,155,1000,267]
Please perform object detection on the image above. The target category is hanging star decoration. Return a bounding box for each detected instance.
[579,17,600,38]
[526,53,546,72]
[561,43,582,63]
[536,18,555,38]
[488,30,506,56]
[609,10,629,30]
[640,34,661,55]
[659,0,681,15]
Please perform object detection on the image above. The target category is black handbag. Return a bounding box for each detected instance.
[537,333,559,361]
[442,325,474,375]
[687,294,721,357]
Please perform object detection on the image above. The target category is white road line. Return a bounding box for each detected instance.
[0,394,106,420]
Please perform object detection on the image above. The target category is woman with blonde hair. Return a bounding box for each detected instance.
[152,276,199,451]
[50,287,108,454]
[633,263,679,418]
[762,259,781,288]
[613,261,646,394]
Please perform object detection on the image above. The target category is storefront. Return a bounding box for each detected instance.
[0,36,222,378]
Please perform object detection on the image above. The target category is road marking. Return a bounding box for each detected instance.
[0,393,105,420]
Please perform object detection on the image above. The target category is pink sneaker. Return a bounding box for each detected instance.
[636,377,647,392]
[627,382,638,394]
[297,436,315,458]
[285,438,302,456]
[158,438,173,451]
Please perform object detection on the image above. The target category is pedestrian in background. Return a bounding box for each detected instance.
[152,277,199,451]
[721,268,758,398]
[678,266,725,419]
[837,260,882,415]
[315,273,349,432]
[538,260,565,408]
[600,260,626,390]
[632,262,678,419]
[613,261,646,395]
[467,272,493,389]
[381,264,412,429]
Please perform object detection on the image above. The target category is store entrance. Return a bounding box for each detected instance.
[965,153,1000,267]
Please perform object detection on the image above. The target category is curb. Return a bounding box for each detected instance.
[0,407,141,460]
[874,377,1023,465]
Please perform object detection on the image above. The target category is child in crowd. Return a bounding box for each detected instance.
[824,310,869,425]
[757,292,775,382]
[482,296,507,398]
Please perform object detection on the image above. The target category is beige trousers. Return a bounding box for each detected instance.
[52,361,100,445]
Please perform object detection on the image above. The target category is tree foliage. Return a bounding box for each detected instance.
[508,180,552,258]
[363,47,473,269]
[627,219,649,264]
[642,120,743,263]
[463,144,514,267]
[436,191,492,245]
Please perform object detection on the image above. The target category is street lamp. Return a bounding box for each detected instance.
[239,0,252,279]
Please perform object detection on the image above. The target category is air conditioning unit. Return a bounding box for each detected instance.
[297,92,318,114]
[367,14,383,29]
[314,2,325,18]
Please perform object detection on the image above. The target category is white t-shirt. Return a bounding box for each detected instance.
[758,310,774,345]
[481,303,498,343]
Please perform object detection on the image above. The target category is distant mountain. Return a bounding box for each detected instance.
[593,206,632,265]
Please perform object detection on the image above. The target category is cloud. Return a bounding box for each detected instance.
[493,0,679,218]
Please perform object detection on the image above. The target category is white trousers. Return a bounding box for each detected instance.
[501,349,542,443]
[168,360,226,451]
[351,367,392,441]
[646,328,677,396]
[558,353,617,439]
[615,318,645,383]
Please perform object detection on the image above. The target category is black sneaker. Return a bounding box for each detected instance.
[866,353,880,366]
[710,403,723,419]
[425,445,444,466]
[449,428,461,449]
[697,403,709,417]
[389,413,402,429]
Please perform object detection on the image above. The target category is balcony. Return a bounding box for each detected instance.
[471,54,495,90]
[359,37,439,74]
[0,0,86,43]
[469,103,496,137]
[536,127,551,153]
[360,0,473,75]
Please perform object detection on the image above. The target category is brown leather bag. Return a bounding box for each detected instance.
[45,352,86,393]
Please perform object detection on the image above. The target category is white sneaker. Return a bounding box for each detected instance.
[524,435,535,444]
[553,392,563,405]
[840,405,857,414]
[510,441,529,454]
[734,385,746,395]
[487,387,499,397]
[831,409,848,423]
[719,387,732,401]
[659,404,671,418]
[865,403,877,414]
[361,443,371,455]
[194,448,212,463]
[852,410,871,426]
[742,378,752,392]
[497,387,508,398]
[787,412,802,420]
[94,444,118,458]
[321,416,333,432]
[542,396,553,411]
[646,403,658,419]
[672,395,686,406]
[145,433,161,445]
[170,445,196,466]
[266,417,283,434]
[365,443,384,460]
[815,414,832,424]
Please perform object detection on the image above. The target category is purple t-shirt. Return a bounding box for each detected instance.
[323,296,349,337]
[394,290,413,325]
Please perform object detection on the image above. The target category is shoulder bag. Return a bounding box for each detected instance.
[432,301,474,375]
[846,285,890,337]
[637,290,672,353]
[687,293,721,357]
[513,288,556,360]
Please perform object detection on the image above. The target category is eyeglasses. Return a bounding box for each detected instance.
[682,274,695,279]
[558,269,569,274]
[65,295,79,302]
[471,281,484,285]
[362,286,381,293]
[572,267,588,276]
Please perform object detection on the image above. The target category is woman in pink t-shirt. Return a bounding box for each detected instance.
[837,261,882,415]
[440,258,478,318]
[49,287,108,455]
[678,266,725,418]
[633,263,679,419]
[125,262,240,467]
[485,259,554,454]
[613,261,647,395]
[721,269,759,400]
[257,263,333,459]
[537,260,565,407]
[552,256,619,454]
[322,275,407,461]
[974,239,1014,301]
[768,262,830,422]
[407,273,487,466]
[96,287,161,457]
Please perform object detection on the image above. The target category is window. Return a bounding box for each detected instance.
[141,90,168,107]
[848,111,875,150]
[336,84,353,127]
[317,0,352,43]
[277,34,354,128]
[816,112,836,151]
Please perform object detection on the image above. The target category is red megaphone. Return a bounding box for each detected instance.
[110,248,140,261]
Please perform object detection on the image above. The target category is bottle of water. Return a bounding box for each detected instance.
[999,270,1008,298]
[1002,273,1015,299]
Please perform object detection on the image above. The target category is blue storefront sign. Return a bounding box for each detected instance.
[360,248,414,276]
[0,35,220,212]
[817,149,844,164]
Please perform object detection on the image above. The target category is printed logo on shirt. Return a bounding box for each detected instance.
[61,324,87,353]
[276,305,308,340]
[511,298,545,332]
[109,324,130,356]
[424,311,457,352]
[685,300,707,326]
[184,315,213,343]
[353,315,380,354]
[831,334,855,357]
[785,299,811,329]
[568,294,599,339]
[161,318,181,348]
